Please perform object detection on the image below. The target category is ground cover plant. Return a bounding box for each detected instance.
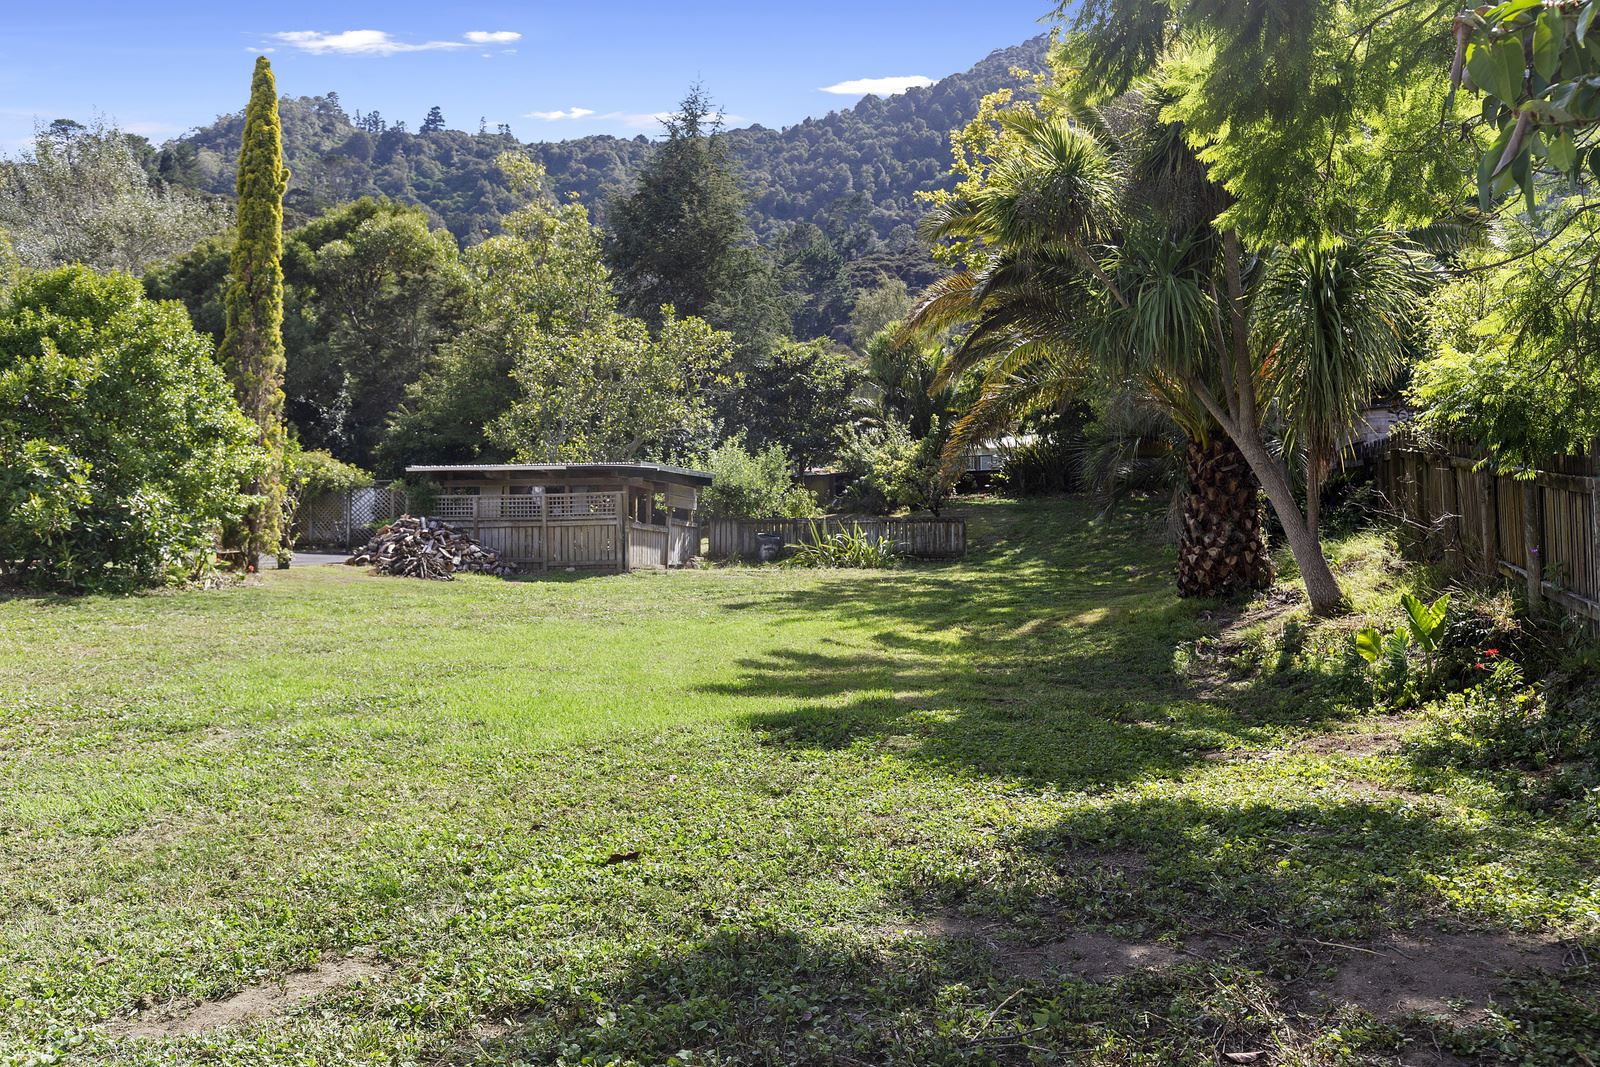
[1,499,1596,1066]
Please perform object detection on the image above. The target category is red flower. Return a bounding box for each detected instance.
[1485,648,1499,657]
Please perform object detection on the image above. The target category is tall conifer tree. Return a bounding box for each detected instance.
[219,56,290,562]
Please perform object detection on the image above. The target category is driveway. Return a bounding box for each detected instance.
[258,552,351,570]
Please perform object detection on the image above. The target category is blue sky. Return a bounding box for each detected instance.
[0,2,1058,150]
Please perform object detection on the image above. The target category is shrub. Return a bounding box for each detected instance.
[1353,591,1452,707]
[834,420,917,515]
[288,447,373,498]
[994,435,1080,496]
[786,521,898,568]
[0,267,262,591]
[700,438,818,519]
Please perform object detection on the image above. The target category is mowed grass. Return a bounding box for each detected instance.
[1,498,1595,1066]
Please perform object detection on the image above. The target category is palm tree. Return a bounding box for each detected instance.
[1252,237,1429,540]
[914,104,1422,613]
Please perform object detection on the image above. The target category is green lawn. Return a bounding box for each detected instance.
[1,498,1595,1066]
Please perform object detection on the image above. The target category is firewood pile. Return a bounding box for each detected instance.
[346,515,515,579]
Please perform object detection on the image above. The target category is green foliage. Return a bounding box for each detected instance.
[1410,206,1600,468]
[834,420,919,515]
[286,446,371,497]
[605,87,788,355]
[489,310,733,463]
[699,438,820,519]
[147,200,471,472]
[1353,591,1453,706]
[833,417,956,517]
[848,277,912,349]
[1449,0,1600,211]
[861,326,952,440]
[899,417,958,516]
[0,118,228,274]
[219,56,291,560]
[785,521,899,568]
[0,267,261,591]
[1065,2,1474,247]
[382,163,614,467]
[739,338,862,469]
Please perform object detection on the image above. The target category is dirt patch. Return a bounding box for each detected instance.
[1293,720,1413,759]
[891,912,1216,981]
[1316,929,1569,1022]
[115,952,386,1038]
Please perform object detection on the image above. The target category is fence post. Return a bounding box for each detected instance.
[1523,481,1544,609]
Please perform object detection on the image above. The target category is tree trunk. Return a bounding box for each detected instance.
[1176,435,1274,598]
[1231,424,1347,615]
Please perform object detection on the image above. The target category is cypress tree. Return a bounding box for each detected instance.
[219,56,291,564]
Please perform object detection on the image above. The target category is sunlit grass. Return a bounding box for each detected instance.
[1,498,1594,1066]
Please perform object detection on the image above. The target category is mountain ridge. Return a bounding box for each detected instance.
[155,36,1049,286]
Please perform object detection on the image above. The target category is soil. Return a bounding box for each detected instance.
[114,952,386,1038]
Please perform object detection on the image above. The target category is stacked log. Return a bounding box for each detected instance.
[346,516,515,579]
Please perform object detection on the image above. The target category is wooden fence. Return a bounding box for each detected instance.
[706,516,967,561]
[1377,447,1600,624]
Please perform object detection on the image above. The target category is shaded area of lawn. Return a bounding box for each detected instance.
[0,498,1595,1066]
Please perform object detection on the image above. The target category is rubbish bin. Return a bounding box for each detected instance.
[756,531,784,563]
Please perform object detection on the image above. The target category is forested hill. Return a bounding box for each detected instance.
[157,37,1047,262]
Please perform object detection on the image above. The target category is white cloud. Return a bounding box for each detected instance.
[818,75,934,97]
[272,30,464,56]
[465,30,521,44]
[526,107,596,121]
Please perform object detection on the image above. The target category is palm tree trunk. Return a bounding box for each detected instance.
[1176,435,1274,598]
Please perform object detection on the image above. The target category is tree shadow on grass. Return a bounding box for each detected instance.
[455,793,1595,1067]
[700,499,1358,791]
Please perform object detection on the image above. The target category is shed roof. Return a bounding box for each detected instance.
[406,462,712,488]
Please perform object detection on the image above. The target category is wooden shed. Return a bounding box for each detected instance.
[405,462,711,573]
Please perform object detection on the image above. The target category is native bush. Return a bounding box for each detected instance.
[0,267,262,591]
[699,438,818,519]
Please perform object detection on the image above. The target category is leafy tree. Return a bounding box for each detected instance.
[861,326,952,440]
[1412,203,1600,467]
[834,419,919,515]
[0,119,228,275]
[778,222,853,339]
[699,438,820,518]
[421,106,446,134]
[147,200,470,472]
[848,277,912,349]
[603,86,791,369]
[0,267,261,591]
[739,339,862,469]
[218,56,292,561]
[1252,235,1429,539]
[489,310,733,462]
[923,6,1466,612]
[294,202,467,466]
[382,157,614,467]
